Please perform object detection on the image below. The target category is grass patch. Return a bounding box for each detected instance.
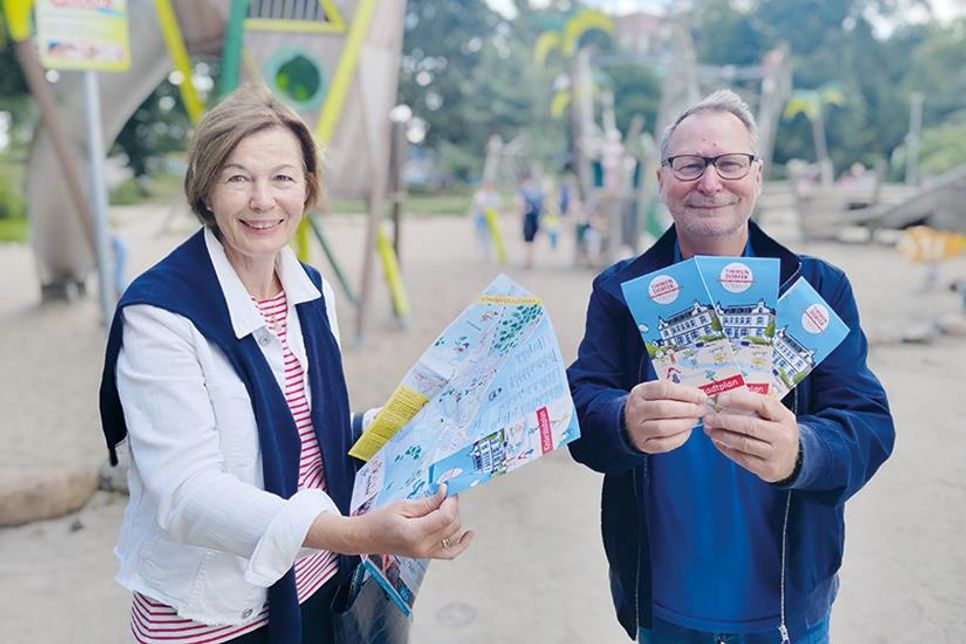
[329,188,474,218]
[0,215,28,243]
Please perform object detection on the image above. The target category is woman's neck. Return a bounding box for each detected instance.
[224,249,282,300]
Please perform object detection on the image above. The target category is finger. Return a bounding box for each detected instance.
[635,398,708,422]
[715,391,788,421]
[635,417,701,439]
[404,484,447,519]
[704,426,771,459]
[711,439,766,476]
[434,530,475,560]
[638,428,693,454]
[635,380,708,405]
[703,410,772,442]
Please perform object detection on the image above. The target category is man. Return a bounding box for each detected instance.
[567,90,894,643]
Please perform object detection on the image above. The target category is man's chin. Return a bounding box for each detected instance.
[679,215,748,239]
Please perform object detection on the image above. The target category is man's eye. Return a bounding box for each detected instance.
[719,162,742,172]
[680,162,704,173]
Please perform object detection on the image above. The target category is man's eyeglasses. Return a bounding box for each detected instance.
[662,153,758,181]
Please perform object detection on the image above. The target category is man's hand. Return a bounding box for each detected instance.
[702,390,800,483]
[624,380,708,454]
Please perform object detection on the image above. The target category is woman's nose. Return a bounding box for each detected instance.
[248,181,275,211]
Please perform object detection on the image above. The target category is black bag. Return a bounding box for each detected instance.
[332,565,411,644]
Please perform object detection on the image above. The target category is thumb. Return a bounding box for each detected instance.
[403,483,447,519]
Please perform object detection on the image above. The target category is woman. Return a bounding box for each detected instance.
[100,85,472,643]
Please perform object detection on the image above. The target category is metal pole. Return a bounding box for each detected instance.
[83,71,116,325]
[906,92,924,187]
[12,39,96,255]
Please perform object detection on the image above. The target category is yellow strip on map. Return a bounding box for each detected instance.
[478,295,543,306]
[348,384,430,461]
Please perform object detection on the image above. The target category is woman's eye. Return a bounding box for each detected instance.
[226,175,248,183]
[274,174,295,182]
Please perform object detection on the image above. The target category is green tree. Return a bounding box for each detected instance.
[399,0,507,151]
[111,81,191,187]
[602,62,661,138]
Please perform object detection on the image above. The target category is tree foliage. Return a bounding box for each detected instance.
[692,0,966,177]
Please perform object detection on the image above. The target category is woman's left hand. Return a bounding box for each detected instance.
[305,484,474,560]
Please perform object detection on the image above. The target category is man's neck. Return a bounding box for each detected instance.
[677,229,750,259]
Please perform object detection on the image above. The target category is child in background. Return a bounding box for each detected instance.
[470,180,501,260]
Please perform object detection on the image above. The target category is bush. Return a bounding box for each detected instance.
[0,174,25,219]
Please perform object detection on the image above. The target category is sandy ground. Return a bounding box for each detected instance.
[1,203,965,643]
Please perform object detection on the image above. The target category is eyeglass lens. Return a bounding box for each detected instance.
[668,154,753,180]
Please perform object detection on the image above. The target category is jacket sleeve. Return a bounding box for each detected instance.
[787,270,895,505]
[567,275,646,475]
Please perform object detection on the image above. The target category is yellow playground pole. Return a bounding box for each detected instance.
[306,0,409,325]
[375,224,410,321]
[154,0,205,125]
[484,208,507,265]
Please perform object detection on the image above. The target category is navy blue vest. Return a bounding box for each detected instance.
[100,229,357,643]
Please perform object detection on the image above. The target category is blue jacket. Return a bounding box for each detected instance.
[567,222,894,639]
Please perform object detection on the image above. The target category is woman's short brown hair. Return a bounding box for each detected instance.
[184,84,323,226]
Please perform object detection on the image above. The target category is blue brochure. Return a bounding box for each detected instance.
[696,256,779,395]
[771,277,850,399]
[621,258,746,396]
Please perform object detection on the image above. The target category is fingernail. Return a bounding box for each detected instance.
[716,393,730,407]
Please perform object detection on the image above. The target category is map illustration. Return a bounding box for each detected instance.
[349,274,581,614]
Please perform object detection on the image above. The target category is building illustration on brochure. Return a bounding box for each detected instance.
[695,256,779,395]
[621,258,747,396]
[770,277,850,400]
[348,274,581,615]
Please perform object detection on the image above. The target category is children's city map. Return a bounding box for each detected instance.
[621,258,747,396]
[695,256,779,395]
[770,277,850,400]
[348,274,580,615]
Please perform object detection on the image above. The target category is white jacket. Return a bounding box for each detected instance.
[114,229,343,626]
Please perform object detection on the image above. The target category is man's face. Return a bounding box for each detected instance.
[657,111,762,251]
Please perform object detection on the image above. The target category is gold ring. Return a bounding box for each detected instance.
[440,537,452,549]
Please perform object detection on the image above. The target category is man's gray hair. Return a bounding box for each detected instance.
[659,89,759,161]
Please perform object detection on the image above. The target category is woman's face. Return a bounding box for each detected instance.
[206,126,307,268]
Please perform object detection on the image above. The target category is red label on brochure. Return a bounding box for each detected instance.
[699,374,746,396]
[746,382,769,394]
[536,406,553,454]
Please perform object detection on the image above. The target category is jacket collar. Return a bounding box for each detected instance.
[204,227,322,340]
[600,220,802,301]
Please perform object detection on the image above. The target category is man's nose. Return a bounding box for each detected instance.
[695,164,724,192]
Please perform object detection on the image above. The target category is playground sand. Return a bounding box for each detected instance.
[1,203,965,642]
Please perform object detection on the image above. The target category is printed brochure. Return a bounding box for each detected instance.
[770,277,850,400]
[621,258,746,396]
[349,274,580,615]
[695,256,779,395]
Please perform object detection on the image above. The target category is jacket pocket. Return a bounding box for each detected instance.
[139,531,205,601]
[205,380,259,471]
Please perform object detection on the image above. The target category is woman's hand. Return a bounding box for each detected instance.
[305,484,473,560]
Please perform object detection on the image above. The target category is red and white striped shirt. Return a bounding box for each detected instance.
[131,291,337,644]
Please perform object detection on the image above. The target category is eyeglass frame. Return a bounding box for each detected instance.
[661,153,759,182]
